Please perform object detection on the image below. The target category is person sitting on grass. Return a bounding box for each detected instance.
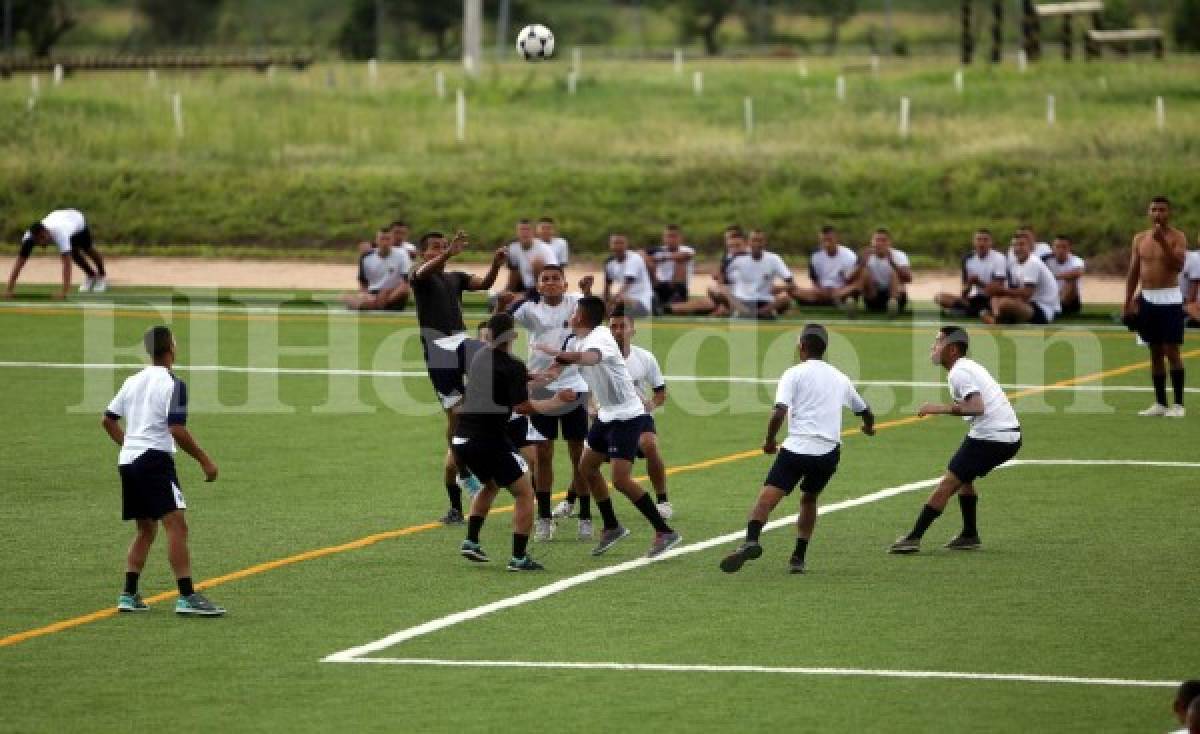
[1181,247,1200,328]
[343,229,411,311]
[724,229,794,320]
[981,234,1060,325]
[934,229,1008,318]
[792,225,859,315]
[647,224,695,315]
[667,225,748,317]
[1043,234,1086,317]
[850,227,912,317]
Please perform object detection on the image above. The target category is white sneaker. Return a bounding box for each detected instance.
[1165,404,1186,418]
[656,501,674,520]
[534,517,556,542]
[1138,404,1168,417]
[78,277,95,293]
[577,518,593,540]
[552,500,575,519]
[92,276,108,293]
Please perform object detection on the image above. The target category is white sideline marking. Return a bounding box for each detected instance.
[1,361,1194,393]
[322,459,1200,685]
[333,657,1179,689]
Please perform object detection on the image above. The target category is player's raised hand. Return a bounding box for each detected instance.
[917,402,939,418]
[449,229,468,256]
[491,247,507,267]
[201,459,219,482]
[578,274,594,293]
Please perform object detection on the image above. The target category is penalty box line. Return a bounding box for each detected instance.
[322,459,1200,688]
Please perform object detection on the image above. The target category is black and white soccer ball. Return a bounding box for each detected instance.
[516,24,555,61]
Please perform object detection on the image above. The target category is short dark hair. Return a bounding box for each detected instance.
[389,220,407,229]
[665,223,681,232]
[975,228,992,237]
[486,312,516,344]
[419,231,445,251]
[1151,195,1171,206]
[1018,224,1035,233]
[577,296,607,328]
[517,218,532,225]
[609,302,632,322]
[539,263,564,275]
[1177,680,1200,709]
[537,216,554,224]
[725,224,744,236]
[800,323,828,358]
[874,227,891,237]
[939,326,969,356]
[1054,234,1072,244]
[820,225,837,235]
[609,232,627,242]
[144,325,174,359]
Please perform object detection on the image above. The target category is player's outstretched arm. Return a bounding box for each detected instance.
[57,254,72,300]
[4,255,28,299]
[168,425,218,482]
[539,344,603,367]
[515,389,578,416]
[762,404,787,454]
[469,248,508,291]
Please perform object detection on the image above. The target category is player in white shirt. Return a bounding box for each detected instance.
[1007,224,1053,265]
[343,229,412,311]
[984,234,1060,325]
[890,327,1022,554]
[510,265,596,541]
[6,208,108,299]
[499,219,558,308]
[534,217,570,267]
[101,326,225,616]
[935,229,1009,317]
[724,229,794,319]
[647,224,695,312]
[539,297,681,558]
[609,309,673,519]
[602,233,655,318]
[1044,235,1086,316]
[793,225,859,310]
[720,325,875,575]
[851,228,912,315]
[1181,249,1200,327]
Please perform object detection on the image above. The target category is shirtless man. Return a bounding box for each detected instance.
[1123,196,1188,417]
[668,225,748,317]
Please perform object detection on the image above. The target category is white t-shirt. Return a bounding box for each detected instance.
[963,249,1009,297]
[1044,253,1085,299]
[358,247,411,291]
[576,326,645,423]
[512,294,588,393]
[536,236,570,265]
[1008,255,1061,320]
[864,248,911,289]
[1008,241,1053,266]
[774,359,867,456]
[649,245,696,283]
[947,358,1020,443]
[105,366,188,465]
[604,254,655,313]
[507,240,558,290]
[726,251,793,302]
[623,345,665,400]
[23,209,87,254]
[809,245,858,289]
[401,241,419,259]
[1179,251,1200,298]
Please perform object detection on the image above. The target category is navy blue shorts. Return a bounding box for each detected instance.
[118,449,186,521]
[764,446,840,496]
[529,392,590,442]
[1135,296,1185,345]
[587,414,653,463]
[420,335,481,409]
[452,438,528,488]
[947,436,1021,483]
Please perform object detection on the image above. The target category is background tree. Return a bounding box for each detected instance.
[796,0,858,54]
[12,0,74,57]
[137,0,225,45]
[672,0,734,56]
[1172,0,1200,49]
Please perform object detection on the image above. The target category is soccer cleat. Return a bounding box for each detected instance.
[1165,404,1186,418]
[577,518,594,540]
[646,530,682,559]
[175,593,225,617]
[92,276,108,293]
[506,555,545,572]
[460,540,490,562]
[440,507,465,525]
[888,536,921,554]
[117,592,149,612]
[656,501,674,520]
[78,277,95,293]
[718,542,763,573]
[590,525,630,556]
[552,500,576,519]
[788,555,807,574]
[944,534,982,550]
[1138,403,1168,417]
[455,473,483,498]
[534,517,556,542]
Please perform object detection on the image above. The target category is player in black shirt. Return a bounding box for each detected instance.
[410,230,507,525]
[455,312,577,571]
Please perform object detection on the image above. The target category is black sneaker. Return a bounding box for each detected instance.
[888,536,921,554]
[719,542,763,573]
[440,507,465,525]
[944,534,982,550]
[788,555,807,574]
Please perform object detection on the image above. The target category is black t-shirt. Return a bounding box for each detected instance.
[455,347,530,441]
[412,269,470,336]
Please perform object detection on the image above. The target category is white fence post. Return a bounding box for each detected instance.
[1155,96,1165,130]
[870,54,880,75]
[797,60,809,78]
[567,70,578,95]
[30,74,39,96]
[1017,49,1028,72]
[673,48,683,75]
[692,70,703,96]
[435,69,446,99]
[744,96,754,139]
[172,92,184,138]
[899,96,911,138]
[954,68,964,94]
[836,75,846,102]
[53,64,64,86]
[147,69,158,88]
[455,88,466,143]
[367,59,379,88]
[571,47,582,76]
[1046,94,1056,126]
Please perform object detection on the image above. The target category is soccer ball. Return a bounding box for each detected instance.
[516,24,555,61]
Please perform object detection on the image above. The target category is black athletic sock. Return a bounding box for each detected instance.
[958,495,979,537]
[565,489,578,503]
[467,515,484,543]
[513,533,529,558]
[1152,372,1168,407]
[176,577,194,597]
[1170,368,1185,406]
[655,492,669,504]
[632,493,672,534]
[445,482,463,513]
[578,495,592,520]
[597,498,619,530]
[535,491,552,519]
[746,519,765,543]
[908,504,943,540]
[69,249,96,279]
[792,537,809,561]
[123,571,139,595]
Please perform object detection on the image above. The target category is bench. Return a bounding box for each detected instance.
[1034,1,1105,16]
[1029,1,1105,60]
[1085,28,1165,58]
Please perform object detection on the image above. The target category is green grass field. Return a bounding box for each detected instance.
[1,290,1198,732]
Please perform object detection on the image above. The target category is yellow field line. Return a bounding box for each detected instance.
[2,348,1195,649]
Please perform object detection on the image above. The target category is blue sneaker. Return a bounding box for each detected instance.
[460,540,490,563]
[456,473,483,498]
[117,592,149,612]
[175,593,225,617]
[506,555,545,571]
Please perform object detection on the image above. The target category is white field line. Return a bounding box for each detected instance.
[0,361,1191,393]
[334,657,1180,689]
[322,459,1200,688]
